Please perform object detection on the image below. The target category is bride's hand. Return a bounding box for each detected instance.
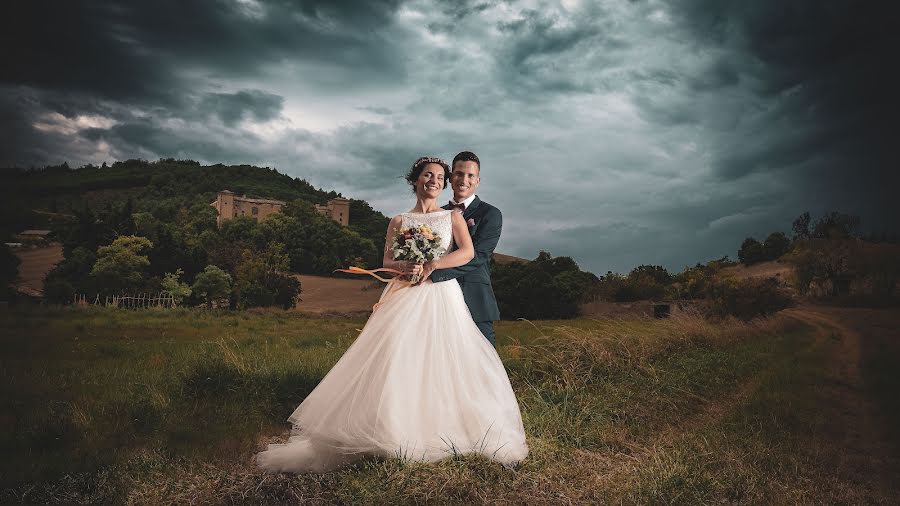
[395,260,416,273]
[409,263,424,279]
[419,261,437,283]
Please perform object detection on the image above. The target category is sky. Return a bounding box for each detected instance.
[2,0,897,275]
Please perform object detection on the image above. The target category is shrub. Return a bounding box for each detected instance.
[762,232,790,260]
[612,277,668,302]
[492,252,597,319]
[269,274,301,309]
[91,235,153,293]
[738,237,764,265]
[706,277,793,320]
[161,269,192,306]
[43,277,75,304]
[239,282,275,308]
[598,265,673,302]
[192,265,232,308]
[232,242,301,309]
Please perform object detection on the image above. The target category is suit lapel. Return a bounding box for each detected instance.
[463,196,482,219]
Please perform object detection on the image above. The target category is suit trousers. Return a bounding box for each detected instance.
[474,320,496,348]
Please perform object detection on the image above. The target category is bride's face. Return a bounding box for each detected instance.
[416,163,446,198]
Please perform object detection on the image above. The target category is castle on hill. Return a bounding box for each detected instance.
[211,190,350,227]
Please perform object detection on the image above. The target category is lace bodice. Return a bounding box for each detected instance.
[399,210,454,257]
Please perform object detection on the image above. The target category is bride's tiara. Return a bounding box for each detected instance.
[411,156,449,172]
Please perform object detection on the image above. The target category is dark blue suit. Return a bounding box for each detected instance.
[431,196,502,347]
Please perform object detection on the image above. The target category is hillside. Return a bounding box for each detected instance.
[0,159,390,249]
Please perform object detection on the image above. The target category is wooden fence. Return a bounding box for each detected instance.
[73,292,177,309]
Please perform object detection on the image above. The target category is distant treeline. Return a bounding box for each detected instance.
[2,159,897,317]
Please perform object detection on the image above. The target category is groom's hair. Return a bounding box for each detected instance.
[452,151,480,171]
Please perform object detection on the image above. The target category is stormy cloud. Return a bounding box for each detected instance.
[2,0,897,274]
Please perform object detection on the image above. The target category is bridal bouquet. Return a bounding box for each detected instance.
[391,225,444,283]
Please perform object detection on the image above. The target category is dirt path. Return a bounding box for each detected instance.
[293,275,383,314]
[783,305,900,498]
[12,243,64,295]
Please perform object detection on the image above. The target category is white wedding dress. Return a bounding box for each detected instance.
[256,210,529,473]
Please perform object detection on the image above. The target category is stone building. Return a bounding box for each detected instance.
[315,197,350,227]
[210,190,350,227]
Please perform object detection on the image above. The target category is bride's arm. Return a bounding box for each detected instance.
[422,212,473,278]
[382,215,418,273]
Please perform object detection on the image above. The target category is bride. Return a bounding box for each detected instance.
[256,156,529,473]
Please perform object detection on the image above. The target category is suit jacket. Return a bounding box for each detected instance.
[431,196,501,322]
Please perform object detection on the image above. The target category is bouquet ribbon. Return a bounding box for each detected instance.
[333,266,415,285]
[334,266,418,313]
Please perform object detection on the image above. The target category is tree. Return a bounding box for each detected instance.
[161,269,192,306]
[672,263,715,300]
[132,212,160,242]
[220,215,263,247]
[91,235,153,293]
[812,211,860,239]
[182,203,218,234]
[192,265,232,308]
[628,264,672,285]
[269,274,301,309]
[63,205,112,258]
[762,232,790,260]
[44,246,97,297]
[792,211,811,241]
[737,237,764,265]
[233,242,301,308]
[786,238,858,296]
[43,277,75,304]
[492,251,598,319]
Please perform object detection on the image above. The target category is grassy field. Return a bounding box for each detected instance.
[2,306,898,504]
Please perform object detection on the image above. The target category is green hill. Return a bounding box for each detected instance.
[0,158,389,251]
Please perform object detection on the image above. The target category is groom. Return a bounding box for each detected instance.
[426,151,502,347]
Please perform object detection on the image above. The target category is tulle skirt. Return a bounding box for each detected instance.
[255,279,529,473]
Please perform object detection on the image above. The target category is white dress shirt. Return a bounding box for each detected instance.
[451,194,477,210]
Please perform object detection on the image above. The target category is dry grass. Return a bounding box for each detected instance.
[718,260,794,283]
[2,306,898,504]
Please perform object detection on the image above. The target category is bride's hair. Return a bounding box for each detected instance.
[406,156,450,193]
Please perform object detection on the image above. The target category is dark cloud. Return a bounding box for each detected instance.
[494,6,623,95]
[688,58,740,92]
[661,0,900,229]
[1,0,405,104]
[198,90,284,126]
[1,0,897,274]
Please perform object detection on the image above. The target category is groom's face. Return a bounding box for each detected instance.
[451,161,480,201]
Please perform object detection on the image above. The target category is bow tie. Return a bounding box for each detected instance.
[449,201,466,212]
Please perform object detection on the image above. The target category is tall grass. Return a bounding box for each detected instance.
[1,306,896,504]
